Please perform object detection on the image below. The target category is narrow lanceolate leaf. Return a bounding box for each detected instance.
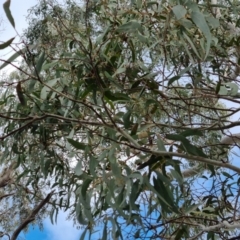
[35,51,45,75]
[67,138,86,150]
[168,66,191,86]
[0,37,14,50]
[191,11,211,59]
[0,50,23,70]
[42,60,58,70]
[3,0,15,28]
[117,21,143,33]
[157,139,167,151]
[81,178,93,201]
[166,134,207,157]
[182,31,201,59]
[80,227,88,240]
[102,221,107,240]
[180,129,203,137]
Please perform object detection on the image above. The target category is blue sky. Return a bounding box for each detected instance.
[23,227,48,240]
[20,211,81,240]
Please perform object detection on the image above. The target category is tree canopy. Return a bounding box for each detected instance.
[1,0,240,239]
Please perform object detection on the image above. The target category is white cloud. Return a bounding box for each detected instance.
[44,211,81,240]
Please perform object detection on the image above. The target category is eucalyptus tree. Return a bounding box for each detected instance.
[1,0,240,239]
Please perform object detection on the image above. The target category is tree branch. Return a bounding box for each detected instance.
[10,191,54,240]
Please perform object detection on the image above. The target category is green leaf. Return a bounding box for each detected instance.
[168,66,191,86]
[166,134,207,157]
[186,1,199,11]
[165,134,187,142]
[207,232,215,240]
[110,162,122,178]
[136,32,148,43]
[3,0,15,28]
[81,178,92,201]
[172,5,187,20]
[185,203,202,214]
[180,129,203,137]
[222,171,234,180]
[42,60,58,70]
[191,11,211,59]
[152,175,177,213]
[131,80,141,89]
[206,16,220,28]
[74,161,82,176]
[89,155,98,177]
[129,180,141,208]
[76,207,88,225]
[35,51,45,75]
[137,154,165,170]
[114,66,126,75]
[156,138,167,151]
[104,71,114,81]
[104,90,130,101]
[215,81,221,94]
[50,208,55,224]
[0,50,23,70]
[116,187,125,206]
[218,85,228,95]
[168,76,181,86]
[175,227,187,240]
[182,31,201,59]
[155,170,172,185]
[179,19,194,29]
[183,142,207,157]
[40,86,48,100]
[118,21,143,33]
[0,37,14,50]
[180,37,194,63]
[130,123,138,135]
[170,169,183,185]
[102,221,107,240]
[28,79,37,93]
[80,227,88,240]
[40,78,58,99]
[219,83,239,96]
[123,110,132,129]
[67,138,86,150]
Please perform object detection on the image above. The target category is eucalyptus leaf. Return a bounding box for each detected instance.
[0,37,14,50]
[67,138,86,150]
[172,5,187,20]
[3,0,15,28]
[191,11,211,58]
[0,50,24,70]
[117,21,143,33]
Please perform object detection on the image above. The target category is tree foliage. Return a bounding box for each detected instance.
[1,0,240,239]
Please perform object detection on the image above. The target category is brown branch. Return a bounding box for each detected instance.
[228,235,240,240]
[10,191,54,240]
[0,113,34,121]
[0,115,47,141]
[0,193,14,201]
[0,59,37,80]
